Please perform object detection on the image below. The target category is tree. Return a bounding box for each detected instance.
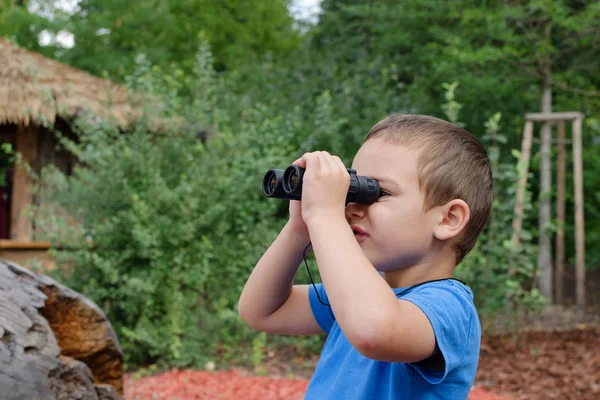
[56,0,301,80]
[0,0,63,58]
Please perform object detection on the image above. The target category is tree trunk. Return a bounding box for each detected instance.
[0,261,123,400]
[537,72,553,302]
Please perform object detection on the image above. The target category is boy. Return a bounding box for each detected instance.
[238,114,493,399]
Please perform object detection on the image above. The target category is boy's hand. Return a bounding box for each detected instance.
[286,157,309,236]
[297,151,350,227]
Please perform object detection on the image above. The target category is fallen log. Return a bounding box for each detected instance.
[0,260,123,400]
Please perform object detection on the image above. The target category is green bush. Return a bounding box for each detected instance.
[34,46,302,368]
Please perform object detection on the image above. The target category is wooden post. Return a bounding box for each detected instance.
[10,124,38,241]
[511,119,534,247]
[572,116,585,309]
[537,120,553,301]
[555,120,566,304]
[513,112,586,308]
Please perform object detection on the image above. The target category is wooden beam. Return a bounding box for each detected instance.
[10,124,38,241]
[572,117,586,309]
[511,120,534,247]
[0,239,51,249]
[555,120,566,304]
[537,120,553,301]
[525,112,582,122]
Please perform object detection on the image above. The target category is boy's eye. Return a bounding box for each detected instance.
[379,190,391,198]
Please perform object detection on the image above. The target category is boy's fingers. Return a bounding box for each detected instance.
[293,152,311,167]
[300,152,317,165]
[295,151,344,173]
[321,152,344,174]
[292,158,306,167]
[316,151,332,174]
[332,155,346,171]
[304,152,319,171]
[325,151,341,173]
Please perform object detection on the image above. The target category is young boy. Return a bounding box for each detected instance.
[238,114,493,399]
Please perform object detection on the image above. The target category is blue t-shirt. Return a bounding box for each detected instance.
[306,279,481,400]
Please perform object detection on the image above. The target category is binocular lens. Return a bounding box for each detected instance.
[289,171,298,189]
[283,167,301,193]
[263,170,278,196]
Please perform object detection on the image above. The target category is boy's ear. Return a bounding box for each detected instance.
[432,199,470,241]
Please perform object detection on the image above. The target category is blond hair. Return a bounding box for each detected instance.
[366,114,493,265]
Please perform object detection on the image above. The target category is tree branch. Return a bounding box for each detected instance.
[552,82,600,97]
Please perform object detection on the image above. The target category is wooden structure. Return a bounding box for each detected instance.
[511,112,585,309]
[0,38,135,265]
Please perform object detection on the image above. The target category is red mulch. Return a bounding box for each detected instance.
[125,370,309,400]
[124,327,600,400]
[124,370,510,400]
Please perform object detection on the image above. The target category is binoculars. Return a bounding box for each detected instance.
[262,165,381,204]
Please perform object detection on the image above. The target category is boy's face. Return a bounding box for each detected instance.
[346,136,442,272]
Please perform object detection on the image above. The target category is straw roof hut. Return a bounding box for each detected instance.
[0,39,133,128]
[0,38,136,259]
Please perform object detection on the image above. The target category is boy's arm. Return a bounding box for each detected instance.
[307,216,436,363]
[237,222,324,336]
[298,151,436,363]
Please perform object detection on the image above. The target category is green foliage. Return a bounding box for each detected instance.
[0,0,64,58]
[56,0,299,80]
[314,0,600,142]
[13,0,600,369]
[34,46,302,368]
[1,0,301,82]
[448,87,546,330]
[251,332,267,370]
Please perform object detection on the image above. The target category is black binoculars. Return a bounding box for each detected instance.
[262,165,381,204]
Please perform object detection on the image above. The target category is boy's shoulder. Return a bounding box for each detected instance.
[397,279,481,382]
[395,278,478,329]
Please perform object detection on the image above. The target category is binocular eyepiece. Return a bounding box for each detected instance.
[262,165,381,204]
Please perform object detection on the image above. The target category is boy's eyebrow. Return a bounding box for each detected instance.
[370,176,401,188]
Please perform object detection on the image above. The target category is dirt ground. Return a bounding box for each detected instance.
[124,325,599,400]
[476,327,600,399]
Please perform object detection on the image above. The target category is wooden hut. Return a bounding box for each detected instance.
[0,38,134,265]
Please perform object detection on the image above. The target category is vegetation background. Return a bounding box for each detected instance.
[1,0,598,372]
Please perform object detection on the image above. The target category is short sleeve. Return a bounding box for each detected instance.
[399,282,477,384]
[308,283,336,334]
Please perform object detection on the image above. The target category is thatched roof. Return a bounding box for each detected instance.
[0,38,134,127]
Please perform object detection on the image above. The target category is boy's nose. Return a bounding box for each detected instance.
[345,202,367,220]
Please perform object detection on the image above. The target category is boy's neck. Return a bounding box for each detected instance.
[382,250,456,289]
